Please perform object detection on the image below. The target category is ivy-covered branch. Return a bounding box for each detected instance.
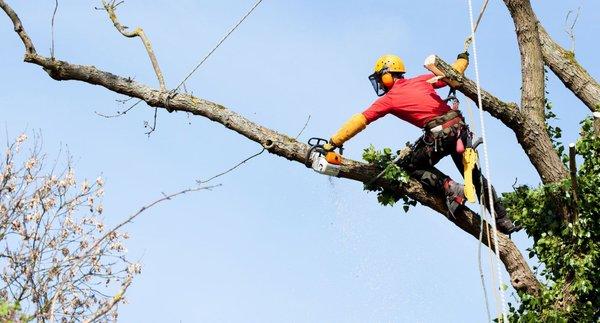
[502,117,599,320]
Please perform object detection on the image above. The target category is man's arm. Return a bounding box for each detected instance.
[329,113,368,147]
[326,96,392,149]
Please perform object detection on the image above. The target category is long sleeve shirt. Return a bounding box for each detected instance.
[361,74,451,128]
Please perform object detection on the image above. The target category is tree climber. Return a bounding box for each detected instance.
[323,53,519,235]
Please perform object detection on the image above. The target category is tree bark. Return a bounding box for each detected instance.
[0,0,542,296]
[502,0,569,184]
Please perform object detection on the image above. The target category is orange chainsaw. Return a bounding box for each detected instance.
[305,137,343,176]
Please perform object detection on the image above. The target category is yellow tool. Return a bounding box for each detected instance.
[462,137,483,203]
[462,147,478,203]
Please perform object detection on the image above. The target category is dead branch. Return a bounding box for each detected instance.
[0,0,36,54]
[101,0,166,91]
[50,0,58,59]
[564,7,580,54]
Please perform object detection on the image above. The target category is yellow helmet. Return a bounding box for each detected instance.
[373,54,406,74]
[369,54,406,96]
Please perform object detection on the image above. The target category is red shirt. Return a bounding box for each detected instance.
[362,74,450,128]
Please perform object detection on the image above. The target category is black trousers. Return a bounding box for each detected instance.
[401,126,508,219]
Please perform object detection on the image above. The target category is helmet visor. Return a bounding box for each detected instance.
[368,73,387,97]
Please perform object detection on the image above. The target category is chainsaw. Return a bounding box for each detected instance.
[305,137,343,176]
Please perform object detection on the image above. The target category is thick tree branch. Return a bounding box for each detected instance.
[538,25,600,112]
[431,56,521,127]
[0,0,541,296]
[0,0,35,54]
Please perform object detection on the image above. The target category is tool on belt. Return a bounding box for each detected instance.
[423,110,466,153]
[425,110,483,203]
[305,137,343,176]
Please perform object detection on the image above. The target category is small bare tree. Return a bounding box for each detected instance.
[0,133,137,322]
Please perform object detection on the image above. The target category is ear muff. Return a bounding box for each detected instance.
[381,72,394,88]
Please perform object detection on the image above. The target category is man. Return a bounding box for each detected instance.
[323,53,519,234]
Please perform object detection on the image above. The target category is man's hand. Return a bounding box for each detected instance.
[323,141,337,152]
[457,51,469,61]
[452,52,469,75]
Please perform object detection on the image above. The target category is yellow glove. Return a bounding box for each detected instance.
[330,113,367,147]
[452,52,469,75]
[323,142,336,152]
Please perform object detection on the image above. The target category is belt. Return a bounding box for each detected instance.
[424,110,463,133]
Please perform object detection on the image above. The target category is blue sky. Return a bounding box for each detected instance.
[1,1,598,322]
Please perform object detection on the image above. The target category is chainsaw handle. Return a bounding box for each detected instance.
[305,145,319,168]
[308,137,328,148]
[471,137,483,149]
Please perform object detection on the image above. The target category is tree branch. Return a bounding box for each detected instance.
[431,55,568,184]
[101,0,166,91]
[0,0,35,54]
[83,275,132,323]
[538,25,600,112]
[0,0,541,296]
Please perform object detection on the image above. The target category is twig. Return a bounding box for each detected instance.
[144,108,158,136]
[101,0,166,90]
[94,98,143,118]
[50,0,58,59]
[197,113,308,184]
[82,275,132,323]
[564,7,581,54]
[294,114,311,139]
[197,150,265,184]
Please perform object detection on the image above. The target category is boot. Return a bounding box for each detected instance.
[443,179,466,216]
[495,215,521,235]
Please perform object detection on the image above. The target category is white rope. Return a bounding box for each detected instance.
[174,0,264,92]
[478,199,493,322]
[466,0,509,321]
[466,100,493,322]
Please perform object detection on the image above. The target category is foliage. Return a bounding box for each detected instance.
[0,134,139,322]
[502,118,599,321]
[544,70,567,165]
[0,299,28,322]
[362,145,417,211]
